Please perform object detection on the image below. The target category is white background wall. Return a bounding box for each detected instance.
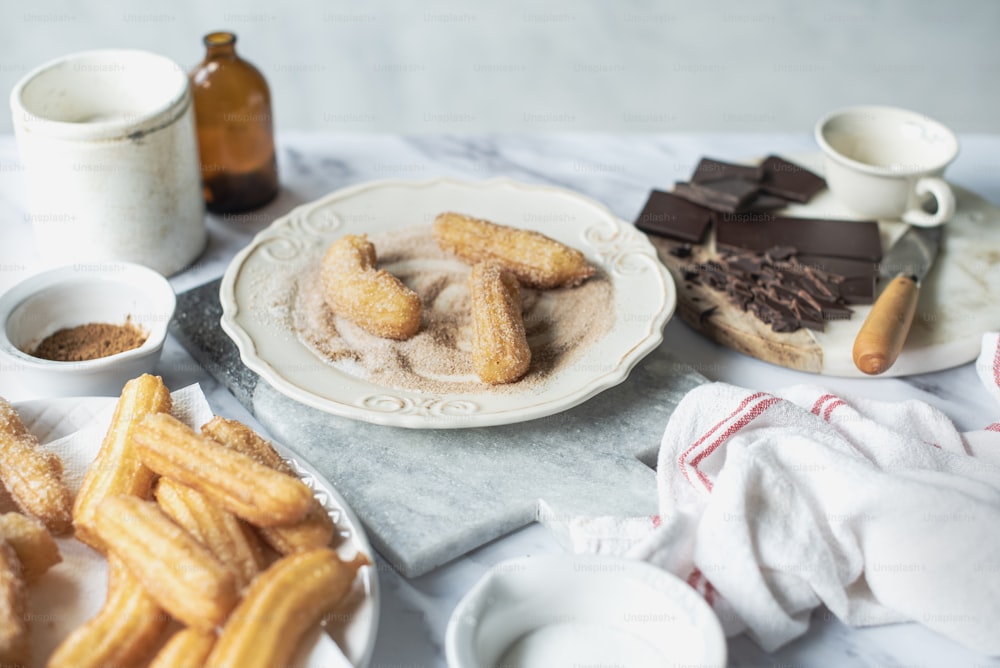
[1,0,997,136]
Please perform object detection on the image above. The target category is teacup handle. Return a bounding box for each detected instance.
[902,177,955,227]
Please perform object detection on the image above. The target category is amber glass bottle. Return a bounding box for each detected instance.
[189,31,279,213]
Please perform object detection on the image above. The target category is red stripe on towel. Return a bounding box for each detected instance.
[704,578,717,605]
[811,394,837,416]
[686,568,718,605]
[811,393,844,422]
[686,568,703,592]
[823,399,845,422]
[678,392,768,487]
[994,336,1000,390]
[688,396,781,492]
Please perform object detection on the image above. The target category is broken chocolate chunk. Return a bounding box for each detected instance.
[759,155,826,202]
[746,193,792,210]
[684,242,873,333]
[725,253,766,274]
[691,157,765,184]
[669,243,694,258]
[764,246,797,262]
[634,190,713,243]
[673,179,760,213]
[698,306,718,324]
[797,255,878,304]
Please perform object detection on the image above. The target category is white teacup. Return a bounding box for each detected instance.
[814,105,959,227]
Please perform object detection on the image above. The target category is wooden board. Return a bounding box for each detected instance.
[649,154,1000,377]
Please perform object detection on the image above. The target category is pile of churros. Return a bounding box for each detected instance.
[321,212,597,384]
[0,374,368,668]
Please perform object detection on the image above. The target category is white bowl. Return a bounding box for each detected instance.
[0,263,175,397]
[445,554,727,668]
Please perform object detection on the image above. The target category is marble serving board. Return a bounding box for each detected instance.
[652,154,1000,377]
[170,278,706,578]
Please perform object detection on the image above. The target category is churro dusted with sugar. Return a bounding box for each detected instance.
[321,233,423,340]
[433,212,595,289]
[0,396,73,535]
[468,262,531,385]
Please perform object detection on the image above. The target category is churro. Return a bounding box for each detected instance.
[93,495,238,631]
[320,233,422,339]
[0,512,60,583]
[434,212,595,289]
[201,416,335,554]
[73,373,172,551]
[0,540,29,668]
[468,262,531,384]
[148,627,216,668]
[205,548,368,668]
[134,413,314,527]
[47,554,168,668]
[0,396,73,535]
[154,477,264,591]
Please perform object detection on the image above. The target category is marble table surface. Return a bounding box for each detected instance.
[2,132,1000,668]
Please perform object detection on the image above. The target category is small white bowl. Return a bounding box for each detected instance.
[445,554,727,668]
[0,262,175,397]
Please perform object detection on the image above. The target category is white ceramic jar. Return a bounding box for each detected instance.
[9,49,206,276]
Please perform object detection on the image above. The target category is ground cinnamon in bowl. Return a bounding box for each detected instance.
[30,319,148,362]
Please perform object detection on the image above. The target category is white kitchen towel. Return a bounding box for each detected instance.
[977,332,1000,417]
[561,334,1000,656]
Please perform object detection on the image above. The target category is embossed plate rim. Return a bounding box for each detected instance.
[219,177,676,428]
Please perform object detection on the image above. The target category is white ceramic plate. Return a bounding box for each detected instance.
[12,396,378,667]
[220,178,675,428]
[445,554,727,667]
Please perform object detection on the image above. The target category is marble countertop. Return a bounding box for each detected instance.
[2,132,999,667]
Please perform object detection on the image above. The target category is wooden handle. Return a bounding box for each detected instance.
[852,275,920,375]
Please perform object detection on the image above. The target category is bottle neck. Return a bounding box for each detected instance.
[204,31,238,60]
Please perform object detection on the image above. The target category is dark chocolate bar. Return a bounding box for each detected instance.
[759,155,826,203]
[715,214,882,262]
[673,179,760,213]
[748,194,791,210]
[633,190,713,243]
[691,157,764,184]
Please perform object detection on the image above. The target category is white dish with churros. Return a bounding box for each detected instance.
[4,384,378,667]
[220,178,676,428]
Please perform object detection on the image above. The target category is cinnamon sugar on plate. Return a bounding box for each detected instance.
[288,225,615,395]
